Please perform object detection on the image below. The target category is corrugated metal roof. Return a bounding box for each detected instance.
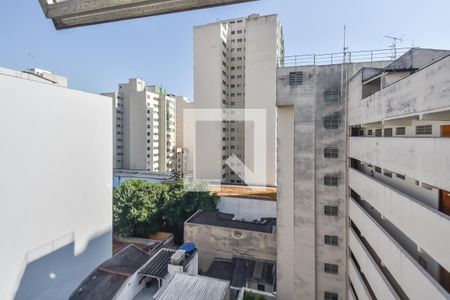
[154,273,229,300]
[139,248,176,279]
[70,245,151,300]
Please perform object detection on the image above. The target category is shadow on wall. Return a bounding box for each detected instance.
[14,230,112,300]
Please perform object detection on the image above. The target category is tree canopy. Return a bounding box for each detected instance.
[113,178,218,241]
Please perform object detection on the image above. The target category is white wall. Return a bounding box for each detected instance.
[349,137,450,192]
[217,197,276,221]
[0,73,112,300]
[348,55,450,126]
[350,199,448,299]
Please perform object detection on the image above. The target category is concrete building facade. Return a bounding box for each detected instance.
[106,79,177,172]
[0,67,112,300]
[192,14,284,186]
[184,211,276,273]
[175,96,193,175]
[276,48,450,300]
[347,49,450,300]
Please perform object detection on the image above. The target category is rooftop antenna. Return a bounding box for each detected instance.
[26,53,35,79]
[385,35,402,59]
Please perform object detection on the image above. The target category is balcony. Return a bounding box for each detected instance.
[349,168,450,270]
[349,198,449,299]
[348,55,450,126]
[349,137,450,191]
[349,228,399,299]
[348,257,372,300]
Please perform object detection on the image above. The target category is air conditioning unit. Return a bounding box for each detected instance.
[170,250,186,265]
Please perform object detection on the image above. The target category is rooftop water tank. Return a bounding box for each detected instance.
[180,243,196,255]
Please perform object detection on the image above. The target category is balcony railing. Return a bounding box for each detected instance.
[280,47,410,67]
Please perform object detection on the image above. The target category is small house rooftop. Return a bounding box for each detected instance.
[153,273,229,300]
[211,184,277,201]
[186,211,276,233]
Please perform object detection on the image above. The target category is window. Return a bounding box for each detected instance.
[324,291,338,300]
[324,263,339,274]
[375,166,382,173]
[416,125,432,135]
[324,175,338,186]
[324,206,338,216]
[396,173,406,180]
[375,129,382,137]
[289,71,303,85]
[324,235,339,246]
[384,170,392,178]
[257,284,265,291]
[324,148,339,158]
[396,127,405,135]
[367,129,373,136]
[323,113,340,129]
[324,90,339,102]
[237,30,242,34]
[384,128,393,137]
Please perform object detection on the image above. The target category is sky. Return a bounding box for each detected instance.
[1,0,450,99]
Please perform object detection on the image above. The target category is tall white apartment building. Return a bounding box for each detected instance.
[105,79,177,172]
[175,96,193,175]
[193,14,284,186]
[276,48,450,300]
[0,67,112,300]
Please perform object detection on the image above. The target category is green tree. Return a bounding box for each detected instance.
[113,179,169,237]
[113,178,218,241]
[161,178,219,243]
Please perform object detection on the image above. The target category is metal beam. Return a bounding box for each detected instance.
[40,0,257,30]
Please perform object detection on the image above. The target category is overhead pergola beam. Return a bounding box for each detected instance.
[39,0,257,30]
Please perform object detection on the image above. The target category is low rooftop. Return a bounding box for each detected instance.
[154,273,229,300]
[206,257,276,289]
[186,211,276,233]
[70,245,151,300]
[139,248,176,280]
[113,170,176,188]
[212,185,277,201]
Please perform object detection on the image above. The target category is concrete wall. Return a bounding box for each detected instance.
[276,106,294,299]
[184,223,276,273]
[276,61,390,300]
[0,72,112,300]
[192,22,224,182]
[349,136,450,192]
[217,197,276,221]
[350,199,448,299]
[349,228,399,300]
[349,168,450,271]
[348,55,450,126]
[245,14,281,186]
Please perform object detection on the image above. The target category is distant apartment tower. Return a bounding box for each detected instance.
[276,48,450,299]
[175,96,193,175]
[193,14,284,186]
[105,78,177,172]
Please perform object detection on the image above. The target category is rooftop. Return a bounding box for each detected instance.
[186,211,276,233]
[154,273,229,300]
[206,257,276,289]
[70,245,151,300]
[212,185,277,201]
[139,248,176,279]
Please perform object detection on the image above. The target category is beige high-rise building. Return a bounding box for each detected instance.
[276,48,450,300]
[192,14,284,186]
[175,96,193,176]
[105,78,177,172]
